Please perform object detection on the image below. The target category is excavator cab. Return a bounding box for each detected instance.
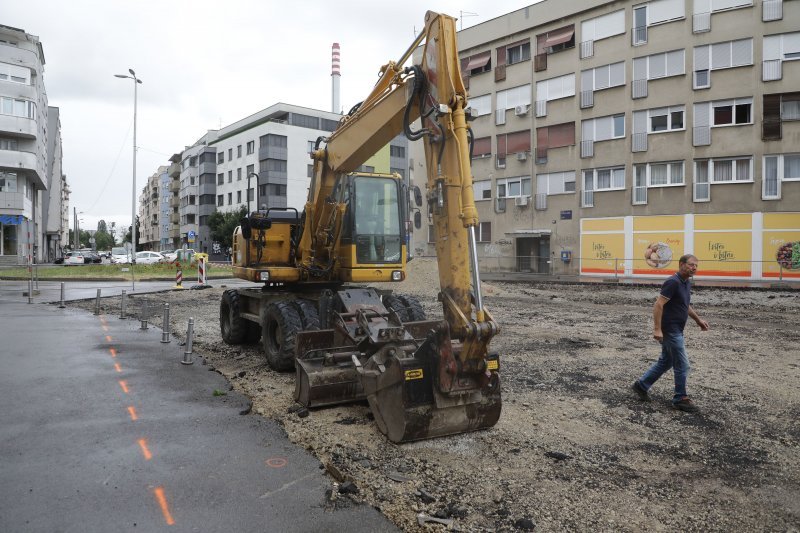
[337,173,405,268]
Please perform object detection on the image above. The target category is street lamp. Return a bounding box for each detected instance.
[247,172,259,214]
[114,68,142,264]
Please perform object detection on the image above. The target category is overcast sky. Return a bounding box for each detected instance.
[5,1,535,233]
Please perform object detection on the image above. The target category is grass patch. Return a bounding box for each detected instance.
[0,263,233,280]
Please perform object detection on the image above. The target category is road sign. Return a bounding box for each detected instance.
[188,230,196,243]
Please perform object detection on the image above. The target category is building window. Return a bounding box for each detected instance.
[217,195,223,206]
[582,113,625,141]
[427,224,436,243]
[461,51,492,76]
[473,180,492,200]
[217,152,224,164]
[217,173,224,185]
[477,222,492,242]
[536,171,576,195]
[390,145,406,158]
[472,137,491,159]
[496,84,532,111]
[696,156,753,184]
[260,134,287,148]
[390,167,406,179]
[307,141,315,154]
[246,164,255,178]
[507,42,531,64]
[0,171,18,192]
[237,145,242,158]
[537,26,574,57]
[307,164,314,178]
[649,106,685,132]
[583,166,625,192]
[763,153,800,200]
[247,141,254,155]
[466,94,492,117]
[237,168,242,180]
[712,98,752,126]
[496,176,532,198]
[228,171,233,183]
[0,97,36,119]
[0,138,19,150]
[260,159,288,173]
[237,191,242,203]
[635,161,685,187]
[228,148,233,160]
[228,192,232,205]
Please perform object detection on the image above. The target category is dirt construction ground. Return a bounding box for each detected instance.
[74,259,800,532]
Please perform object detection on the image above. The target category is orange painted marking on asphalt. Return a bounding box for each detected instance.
[127,406,138,420]
[265,457,288,468]
[138,438,152,460]
[114,363,122,373]
[118,380,129,394]
[153,487,175,525]
[109,348,117,358]
[105,335,112,342]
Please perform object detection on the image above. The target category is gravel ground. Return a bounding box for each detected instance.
[73,259,800,532]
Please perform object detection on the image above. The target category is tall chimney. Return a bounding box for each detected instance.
[331,42,341,114]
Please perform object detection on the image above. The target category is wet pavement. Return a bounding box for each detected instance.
[0,286,397,532]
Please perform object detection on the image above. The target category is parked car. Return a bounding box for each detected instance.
[111,247,131,264]
[64,251,86,265]
[135,251,165,264]
[80,250,103,264]
[161,250,177,263]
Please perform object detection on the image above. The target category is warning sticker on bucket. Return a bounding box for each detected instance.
[404,369,424,380]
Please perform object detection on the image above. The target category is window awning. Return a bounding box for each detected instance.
[544,27,574,48]
[466,52,491,71]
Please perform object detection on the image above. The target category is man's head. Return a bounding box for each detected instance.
[678,254,698,279]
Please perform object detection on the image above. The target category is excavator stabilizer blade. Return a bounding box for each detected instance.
[360,337,501,443]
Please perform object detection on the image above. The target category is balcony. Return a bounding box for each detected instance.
[0,115,37,139]
[693,12,711,33]
[579,40,594,59]
[534,193,547,210]
[259,170,287,185]
[582,190,594,207]
[168,162,181,178]
[631,26,647,46]
[763,0,783,20]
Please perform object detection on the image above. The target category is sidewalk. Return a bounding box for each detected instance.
[0,300,397,532]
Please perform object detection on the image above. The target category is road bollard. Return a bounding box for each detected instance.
[182,318,194,365]
[119,290,127,319]
[93,289,101,315]
[140,300,149,330]
[59,282,66,309]
[27,278,33,304]
[34,264,39,290]
[161,303,171,343]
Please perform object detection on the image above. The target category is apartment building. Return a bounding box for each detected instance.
[138,166,166,250]
[410,0,799,281]
[165,102,408,254]
[43,106,68,261]
[0,24,59,264]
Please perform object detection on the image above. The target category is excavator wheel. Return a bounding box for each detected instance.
[220,290,248,344]
[262,301,302,371]
[292,299,320,330]
[397,294,426,321]
[384,294,426,322]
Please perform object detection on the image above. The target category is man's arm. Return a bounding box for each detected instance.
[653,295,668,343]
[688,305,710,331]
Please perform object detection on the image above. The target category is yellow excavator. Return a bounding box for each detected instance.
[220,11,501,442]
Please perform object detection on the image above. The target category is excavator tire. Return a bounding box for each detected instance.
[220,289,248,344]
[292,298,320,330]
[384,293,426,322]
[397,294,426,321]
[262,301,302,371]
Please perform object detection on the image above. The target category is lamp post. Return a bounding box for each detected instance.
[247,172,259,214]
[114,68,143,264]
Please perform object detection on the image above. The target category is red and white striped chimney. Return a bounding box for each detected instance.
[331,42,341,114]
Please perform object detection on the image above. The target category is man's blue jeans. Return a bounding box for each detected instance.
[637,332,690,403]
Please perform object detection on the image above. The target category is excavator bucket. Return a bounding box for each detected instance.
[358,326,501,443]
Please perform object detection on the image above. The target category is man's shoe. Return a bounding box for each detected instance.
[672,397,699,413]
[631,381,650,401]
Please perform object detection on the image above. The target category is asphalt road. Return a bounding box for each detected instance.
[0,292,397,532]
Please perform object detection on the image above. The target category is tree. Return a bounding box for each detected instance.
[209,206,247,249]
[97,220,107,234]
[123,216,140,244]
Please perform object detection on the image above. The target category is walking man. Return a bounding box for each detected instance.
[632,254,710,412]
